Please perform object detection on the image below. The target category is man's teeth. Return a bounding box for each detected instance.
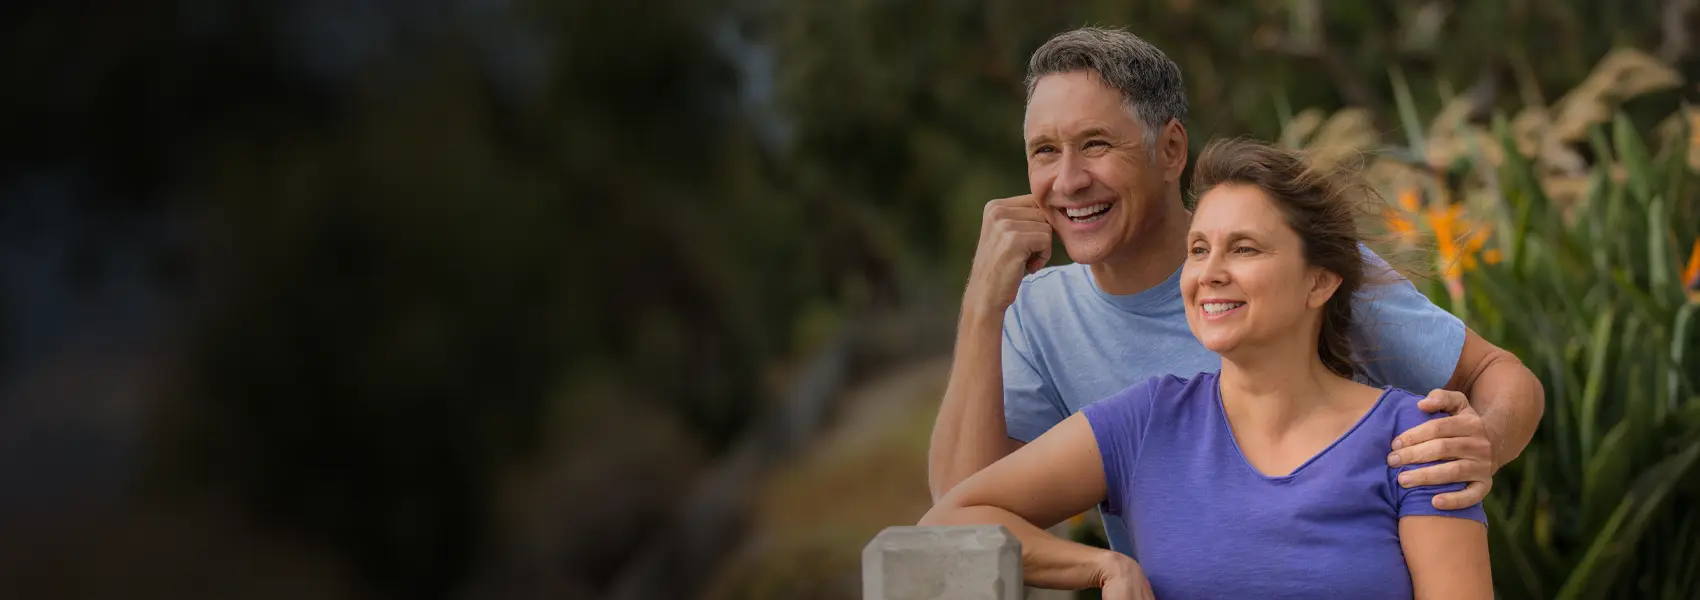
[1203,302,1245,315]
[1065,203,1111,221]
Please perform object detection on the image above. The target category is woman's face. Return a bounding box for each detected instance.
[1180,184,1340,358]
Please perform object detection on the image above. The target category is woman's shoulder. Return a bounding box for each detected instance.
[1373,386,1445,434]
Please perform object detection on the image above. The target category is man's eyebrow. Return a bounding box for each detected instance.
[1077,127,1113,139]
[1026,127,1119,150]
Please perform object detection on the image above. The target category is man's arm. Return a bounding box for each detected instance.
[1447,328,1545,469]
[928,308,1027,501]
[928,195,1053,501]
[1391,327,1546,509]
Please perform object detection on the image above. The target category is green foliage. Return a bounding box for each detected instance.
[1450,115,1700,598]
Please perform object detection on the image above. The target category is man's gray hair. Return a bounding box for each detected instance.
[1024,26,1188,148]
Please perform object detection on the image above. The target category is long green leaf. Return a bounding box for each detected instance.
[1651,196,1673,297]
[1616,113,1656,206]
[1580,420,1633,535]
[1674,304,1700,408]
[1556,440,1700,599]
[1389,64,1427,154]
[1579,309,1616,460]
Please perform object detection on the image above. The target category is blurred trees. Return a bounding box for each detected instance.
[2,0,1697,598]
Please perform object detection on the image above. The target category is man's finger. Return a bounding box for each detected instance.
[992,219,1053,235]
[1395,460,1469,488]
[984,195,1038,215]
[1417,390,1472,414]
[1391,414,1480,450]
[1397,457,1492,488]
[1431,480,1492,510]
[1014,231,1052,253]
[986,205,1051,224]
[1388,435,1491,467]
[1026,241,1052,274]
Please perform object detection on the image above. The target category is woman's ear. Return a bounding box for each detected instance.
[1307,267,1342,309]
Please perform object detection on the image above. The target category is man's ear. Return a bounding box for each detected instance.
[1308,267,1343,309]
[1162,119,1189,184]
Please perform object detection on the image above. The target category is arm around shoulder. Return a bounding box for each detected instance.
[1446,328,1545,469]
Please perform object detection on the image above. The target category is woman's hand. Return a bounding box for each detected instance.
[1096,552,1156,600]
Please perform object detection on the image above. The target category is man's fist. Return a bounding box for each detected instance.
[965,195,1052,316]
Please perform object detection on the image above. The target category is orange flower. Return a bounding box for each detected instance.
[1684,240,1699,303]
[1385,207,1418,243]
[1429,203,1463,301]
[1424,202,1496,301]
[1397,188,1421,213]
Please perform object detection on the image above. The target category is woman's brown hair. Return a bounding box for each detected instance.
[1189,137,1377,378]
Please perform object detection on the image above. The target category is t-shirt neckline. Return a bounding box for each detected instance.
[1085,263,1184,315]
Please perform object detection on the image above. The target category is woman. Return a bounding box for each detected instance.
[920,138,1492,599]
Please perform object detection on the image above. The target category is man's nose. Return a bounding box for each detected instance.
[1052,152,1091,196]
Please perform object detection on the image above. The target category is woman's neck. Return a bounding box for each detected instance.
[1217,335,1355,433]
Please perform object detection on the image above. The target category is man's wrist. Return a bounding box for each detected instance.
[959,299,1007,330]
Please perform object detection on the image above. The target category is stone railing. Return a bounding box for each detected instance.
[861,524,1075,600]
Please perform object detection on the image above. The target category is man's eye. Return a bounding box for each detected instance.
[1084,140,1109,148]
[1189,246,1208,256]
[1031,145,1056,156]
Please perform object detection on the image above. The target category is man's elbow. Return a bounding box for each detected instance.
[1480,348,1544,416]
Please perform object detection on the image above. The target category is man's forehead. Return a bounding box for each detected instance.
[1022,118,1119,138]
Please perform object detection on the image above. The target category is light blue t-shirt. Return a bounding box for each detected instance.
[1082,371,1486,598]
[1001,247,1465,554]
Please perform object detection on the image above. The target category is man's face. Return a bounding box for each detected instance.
[1023,71,1180,265]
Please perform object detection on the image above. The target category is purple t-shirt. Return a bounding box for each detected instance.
[1081,371,1487,599]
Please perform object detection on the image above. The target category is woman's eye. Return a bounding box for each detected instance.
[1234,246,1257,254]
[1189,246,1208,256]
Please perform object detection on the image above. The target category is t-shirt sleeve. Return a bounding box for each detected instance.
[1351,244,1466,394]
[1080,378,1157,518]
[1002,301,1069,443]
[1391,397,1488,525]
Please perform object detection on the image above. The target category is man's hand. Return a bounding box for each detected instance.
[1388,390,1496,510]
[965,195,1052,317]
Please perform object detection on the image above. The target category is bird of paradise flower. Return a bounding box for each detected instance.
[1684,239,1699,304]
[1383,188,1500,304]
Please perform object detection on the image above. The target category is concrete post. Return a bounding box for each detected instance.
[862,525,1022,599]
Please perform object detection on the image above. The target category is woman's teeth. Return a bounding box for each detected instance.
[1203,302,1245,315]
[1065,203,1111,222]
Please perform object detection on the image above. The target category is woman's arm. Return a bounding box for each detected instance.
[919,412,1144,591]
[1399,516,1492,599]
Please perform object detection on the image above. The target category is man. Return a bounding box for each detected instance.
[927,26,1545,556]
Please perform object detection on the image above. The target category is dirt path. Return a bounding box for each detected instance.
[699,356,951,600]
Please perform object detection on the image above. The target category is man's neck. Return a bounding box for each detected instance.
[1087,202,1190,296]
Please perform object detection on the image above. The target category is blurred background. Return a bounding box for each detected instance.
[2,1,1698,599]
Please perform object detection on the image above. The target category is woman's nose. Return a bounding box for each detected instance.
[1199,253,1230,285]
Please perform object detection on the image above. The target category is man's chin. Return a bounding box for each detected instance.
[1060,241,1114,265]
